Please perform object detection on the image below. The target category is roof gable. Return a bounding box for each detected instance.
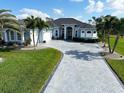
[53,18,94,28]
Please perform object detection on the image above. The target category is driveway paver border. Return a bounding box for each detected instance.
[39,49,64,93]
[104,58,124,89]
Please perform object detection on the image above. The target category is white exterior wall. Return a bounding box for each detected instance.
[52,25,98,40]
[74,27,80,38]
[43,31,52,42]
[80,29,86,38]
[80,28,98,39]
[92,30,98,39]
[30,29,52,46]
[30,29,38,46]
[86,30,93,38]
[3,28,51,45]
[52,27,59,39]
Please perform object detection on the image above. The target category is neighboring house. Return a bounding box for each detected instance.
[2,20,26,45]
[2,20,52,45]
[52,18,98,40]
[2,18,98,46]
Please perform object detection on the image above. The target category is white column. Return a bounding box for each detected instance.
[64,26,66,40]
[9,31,11,41]
[4,31,8,42]
[58,30,59,38]
[30,30,33,45]
[39,30,43,43]
[21,31,25,43]
[14,32,17,41]
[72,26,74,39]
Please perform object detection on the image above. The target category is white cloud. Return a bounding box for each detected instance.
[107,0,124,17]
[17,8,50,21]
[107,0,124,11]
[53,8,64,16]
[96,1,104,12]
[70,0,83,2]
[111,10,124,16]
[85,0,104,13]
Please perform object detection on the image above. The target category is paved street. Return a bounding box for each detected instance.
[40,40,124,93]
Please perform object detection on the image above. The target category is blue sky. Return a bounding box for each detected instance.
[0,0,124,22]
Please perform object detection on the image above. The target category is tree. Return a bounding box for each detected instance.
[24,16,37,47]
[92,16,106,46]
[88,19,92,24]
[103,15,120,53]
[0,9,20,40]
[120,18,124,36]
[35,17,49,46]
[93,15,121,54]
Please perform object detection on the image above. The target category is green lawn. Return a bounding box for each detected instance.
[108,59,124,84]
[110,36,124,55]
[0,48,62,93]
[106,36,124,84]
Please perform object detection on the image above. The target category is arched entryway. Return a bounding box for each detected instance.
[66,27,72,40]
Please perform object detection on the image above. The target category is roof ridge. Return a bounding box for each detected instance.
[53,18,94,28]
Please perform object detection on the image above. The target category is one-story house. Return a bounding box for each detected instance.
[2,18,98,46]
[52,18,98,40]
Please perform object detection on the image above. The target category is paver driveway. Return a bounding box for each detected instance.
[40,40,124,93]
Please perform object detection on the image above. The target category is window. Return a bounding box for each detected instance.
[17,33,21,40]
[82,31,84,33]
[62,28,64,31]
[94,31,96,33]
[55,30,58,36]
[75,31,78,37]
[10,31,14,40]
[87,31,91,33]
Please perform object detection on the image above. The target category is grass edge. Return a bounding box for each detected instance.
[39,49,63,93]
[104,58,124,89]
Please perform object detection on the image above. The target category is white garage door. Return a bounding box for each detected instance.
[43,31,52,42]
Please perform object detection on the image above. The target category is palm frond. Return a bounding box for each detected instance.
[35,17,49,30]
[0,9,11,14]
[0,18,19,25]
[3,23,20,33]
[0,13,16,18]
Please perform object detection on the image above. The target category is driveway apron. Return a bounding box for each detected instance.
[40,40,124,93]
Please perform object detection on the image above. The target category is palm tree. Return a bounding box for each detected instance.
[104,15,120,53]
[120,18,124,37]
[24,16,37,47]
[0,9,20,40]
[35,17,49,46]
[88,19,92,24]
[93,15,120,54]
[111,17,121,53]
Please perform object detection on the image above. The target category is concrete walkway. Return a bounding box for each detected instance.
[39,40,124,93]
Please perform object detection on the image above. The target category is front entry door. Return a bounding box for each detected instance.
[66,27,72,40]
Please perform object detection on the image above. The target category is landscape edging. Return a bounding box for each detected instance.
[39,48,64,93]
[103,57,124,89]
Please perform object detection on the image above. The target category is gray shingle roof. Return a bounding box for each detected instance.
[53,18,94,28]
